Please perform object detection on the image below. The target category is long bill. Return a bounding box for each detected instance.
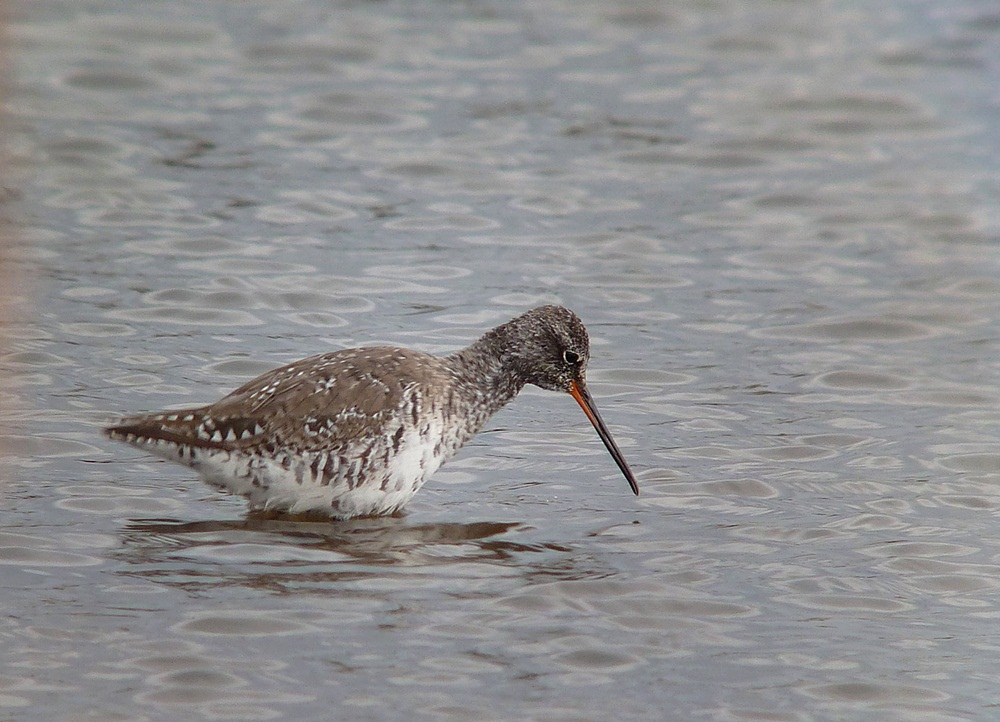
[568,380,640,496]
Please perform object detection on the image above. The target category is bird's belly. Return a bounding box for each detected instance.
[189,426,454,518]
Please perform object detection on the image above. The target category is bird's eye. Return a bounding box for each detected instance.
[562,350,580,365]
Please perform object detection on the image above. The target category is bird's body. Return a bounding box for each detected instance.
[105,305,638,518]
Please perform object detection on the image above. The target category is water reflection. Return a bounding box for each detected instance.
[118,516,578,589]
[125,515,523,556]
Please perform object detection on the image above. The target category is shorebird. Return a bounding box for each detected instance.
[105,305,639,518]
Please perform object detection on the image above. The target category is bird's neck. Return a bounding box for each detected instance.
[444,325,525,418]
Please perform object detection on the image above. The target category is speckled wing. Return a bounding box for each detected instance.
[107,347,449,458]
[209,347,425,453]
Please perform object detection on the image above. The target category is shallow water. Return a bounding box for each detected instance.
[2,0,999,720]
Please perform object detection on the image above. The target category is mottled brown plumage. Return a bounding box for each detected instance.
[105,305,639,518]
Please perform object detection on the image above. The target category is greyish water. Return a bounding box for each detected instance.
[1,0,998,720]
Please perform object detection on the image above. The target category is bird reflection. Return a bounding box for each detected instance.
[118,507,630,597]
[125,514,524,556]
[119,514,570,591]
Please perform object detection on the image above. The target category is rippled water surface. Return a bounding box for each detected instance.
[3,0,999,720]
